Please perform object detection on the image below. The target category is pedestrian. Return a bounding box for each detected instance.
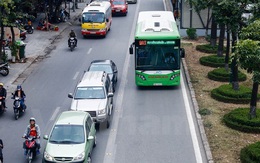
[0,139,3,163]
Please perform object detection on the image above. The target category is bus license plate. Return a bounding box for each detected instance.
[90,32,96,34]
[154,83,162,86]
[116,10,120,12]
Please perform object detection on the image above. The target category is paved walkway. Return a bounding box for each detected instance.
[1,2,87,93]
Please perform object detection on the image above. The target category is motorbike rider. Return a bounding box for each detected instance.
[68,29,77,47]
[0,83,7,112]
[23,117,41,155]
[12,85,26,112]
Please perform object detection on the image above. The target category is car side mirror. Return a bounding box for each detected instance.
[108,92,113,97]
[87,135,94,141]
[43,135,49,140]
[68,93,73,98]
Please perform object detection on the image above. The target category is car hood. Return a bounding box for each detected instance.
[45,143,85,157]
[70,99,106,111]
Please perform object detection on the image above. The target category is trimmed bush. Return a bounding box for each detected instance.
[223,108,260,133]
[211,84,258,104]
[208,68,247,82]
[200,55,225,67]
[196,43,227,54]
[240,141,260,163]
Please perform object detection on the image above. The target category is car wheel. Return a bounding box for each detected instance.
[106,115,111,128]
[87,155,92,163]
[93,136,97,148]
[95,123,100,131]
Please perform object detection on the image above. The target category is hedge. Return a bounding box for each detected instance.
[208,68,247,82]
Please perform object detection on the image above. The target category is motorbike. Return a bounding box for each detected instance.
[12,94,26,120]
[0,62,10,76]
[23,136,38,163]
[24,24,34,34]
[68,37,76,51]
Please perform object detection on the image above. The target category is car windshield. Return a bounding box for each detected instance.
[89,64,113,74]
[49,125,85,144]
[113,1,124,5]
[74,87,105,99]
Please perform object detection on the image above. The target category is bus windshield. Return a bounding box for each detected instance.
[82,12,105,23]
[135,44,180,70]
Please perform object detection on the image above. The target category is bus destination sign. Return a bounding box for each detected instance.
[138,40,175,45]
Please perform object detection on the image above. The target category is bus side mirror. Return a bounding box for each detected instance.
[180,48,185,58]
[129,42,134,54]
[106,18,109,22]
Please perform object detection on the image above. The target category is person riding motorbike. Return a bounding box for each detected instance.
[0,83,7,112]
[68,29,77,47]
[23,117,41,155]
[12,85,26,112]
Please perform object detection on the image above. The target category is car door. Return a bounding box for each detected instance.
[105,77,113,115]
[85,118,93,156]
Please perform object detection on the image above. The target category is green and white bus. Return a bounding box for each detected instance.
[129,11,185,86]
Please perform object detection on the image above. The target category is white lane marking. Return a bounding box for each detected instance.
[50,107,60,121]
[103,2,141,163]
[87,48,92,54]
[181,74,203,163]
[73,72,79,80]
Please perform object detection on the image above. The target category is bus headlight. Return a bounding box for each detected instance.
[136,74,146,80]
[170,74,179,80]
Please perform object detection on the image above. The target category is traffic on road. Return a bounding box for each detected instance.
[0,0,209,163]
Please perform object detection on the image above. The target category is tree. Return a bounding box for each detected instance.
[235,19,260,119]
[0,0,15,62]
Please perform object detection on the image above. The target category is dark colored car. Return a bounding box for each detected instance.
[87,60,118,92]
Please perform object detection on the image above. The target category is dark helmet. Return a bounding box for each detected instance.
[29,117,36,123]
[17,85,22,90]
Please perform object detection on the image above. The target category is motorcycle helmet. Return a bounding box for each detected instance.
[29,117,36,123]
[17,85,22,90]
[0,83,3,86]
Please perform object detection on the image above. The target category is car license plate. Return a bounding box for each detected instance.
[90,32,96,34]
[116,10,120,12]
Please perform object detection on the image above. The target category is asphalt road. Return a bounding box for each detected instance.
[0,0,208,162]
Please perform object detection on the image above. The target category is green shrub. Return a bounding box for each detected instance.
[223,108,260,133]
[198,108,211,116]
[186,28,197,40]
[208,68,247,82]
[196,44,227,54]
[240,141,260,163]
[196,44,218,53]
[211,84,258,104]
[199,55,225,67]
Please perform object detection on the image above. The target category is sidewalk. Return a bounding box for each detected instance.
[1,2,87,93]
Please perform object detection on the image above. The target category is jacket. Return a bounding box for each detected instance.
[23,124,41,138]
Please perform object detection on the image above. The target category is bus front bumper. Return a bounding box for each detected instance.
[81,30,106,36]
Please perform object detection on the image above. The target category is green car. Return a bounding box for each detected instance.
[42,111,96,163]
